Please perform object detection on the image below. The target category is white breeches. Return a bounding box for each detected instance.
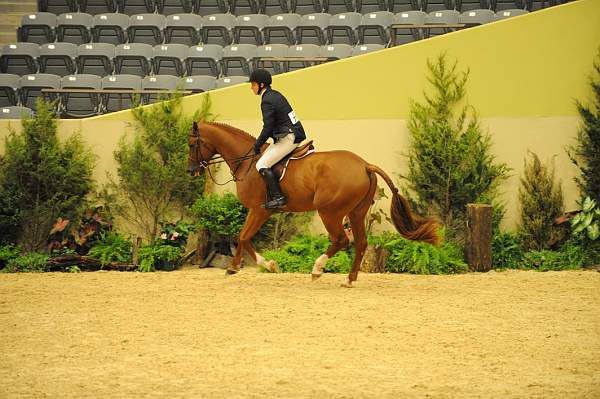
[255,133,298,171]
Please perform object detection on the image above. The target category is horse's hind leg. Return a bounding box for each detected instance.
[312,211,349,280]
[343,172,377,287]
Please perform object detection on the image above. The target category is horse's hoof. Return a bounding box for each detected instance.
[340,281,354,288]
[264,260,281,273]
[225,269,238,276]
[311,273,322,281]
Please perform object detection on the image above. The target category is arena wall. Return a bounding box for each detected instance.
[1,0,599,230]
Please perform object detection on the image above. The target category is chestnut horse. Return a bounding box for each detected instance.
[188,121,440,287]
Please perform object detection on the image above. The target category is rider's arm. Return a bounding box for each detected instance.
[254,98,276,153]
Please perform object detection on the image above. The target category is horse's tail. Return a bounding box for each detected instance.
[366,164,441,245]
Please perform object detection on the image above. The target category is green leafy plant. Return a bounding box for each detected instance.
[190,192,247,244]
[380,233,468,274]
[158,220,196,248]
[518,152,565,251]
[262,235,352,274]
[521,250,579,272]
[558,238,600,269]
[402,53,509,242]
[138,244,182,272]
[88,232,133,266]
[571,197,600,241]
[107,93,212,242]
[68,265,81,273]
[0,98,95,251]
[365,187,392,235]
[568,49,600,204]
[4,253,49,273]
[47,206,113,255]
[0,244,21,270]
[492,231,524,269]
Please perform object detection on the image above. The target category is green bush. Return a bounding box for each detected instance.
[492,231,524,269]
[569,49,600,204]
[0,244,21,270]
[108,93,208,242]
[88,232,133,266]
[518,152,565,251]
[378,233,468,274]
[403,53,509,241]
[138,244,182,272]
[262,235,352,274]
[4,253,49,273]
[190,192,247,242]
[0,98,95,250]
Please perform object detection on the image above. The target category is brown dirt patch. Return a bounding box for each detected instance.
[1,268,599,398]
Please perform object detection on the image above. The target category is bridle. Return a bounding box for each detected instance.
[189,122,258,185]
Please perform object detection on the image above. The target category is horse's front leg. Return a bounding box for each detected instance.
[226,208,272,275]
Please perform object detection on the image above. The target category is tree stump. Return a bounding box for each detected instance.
[192,229,211,266]
[132,237,142,266]
[360,245,388,273]
[466,203,493,272]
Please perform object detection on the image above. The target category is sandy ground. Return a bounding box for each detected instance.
[0,267,599,399]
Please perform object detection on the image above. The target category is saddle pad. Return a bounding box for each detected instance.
[279,150,316,182]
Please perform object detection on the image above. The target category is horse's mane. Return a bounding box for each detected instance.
[205,122,256,142]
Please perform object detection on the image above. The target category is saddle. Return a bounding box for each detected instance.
[272,140,315,181]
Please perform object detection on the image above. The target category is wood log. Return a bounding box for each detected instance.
[360,245,388,273]
[46,254,137,272]
[466,203,493,272]
[132,237,142,266]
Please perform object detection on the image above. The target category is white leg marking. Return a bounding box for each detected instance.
[312,254,329,275]
[255,253,266,266]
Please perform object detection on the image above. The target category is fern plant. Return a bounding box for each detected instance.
[382,234,468,274]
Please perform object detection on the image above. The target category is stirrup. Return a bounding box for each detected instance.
[262,195,287,209]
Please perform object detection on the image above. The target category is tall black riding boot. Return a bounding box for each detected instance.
[258,168,287,209]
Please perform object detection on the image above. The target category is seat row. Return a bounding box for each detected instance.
[0,73,246,118]
[40,0,416,16]
[38,0,564,16]
[0,43,384,77]
[18,9,526,46]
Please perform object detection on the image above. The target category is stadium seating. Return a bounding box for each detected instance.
[0,106,34,119]
[20,73,61,110]
[0,74,21,107]
[0,0,565,117]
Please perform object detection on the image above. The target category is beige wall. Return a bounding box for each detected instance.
[0,0,598,232]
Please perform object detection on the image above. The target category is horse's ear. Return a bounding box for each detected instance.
[192,121,198,133]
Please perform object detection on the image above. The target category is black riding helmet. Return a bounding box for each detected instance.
[249,69,272,94]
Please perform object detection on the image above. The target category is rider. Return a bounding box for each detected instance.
[249,69,306,209]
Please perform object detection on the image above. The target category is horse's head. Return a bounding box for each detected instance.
[188,121,216,176]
